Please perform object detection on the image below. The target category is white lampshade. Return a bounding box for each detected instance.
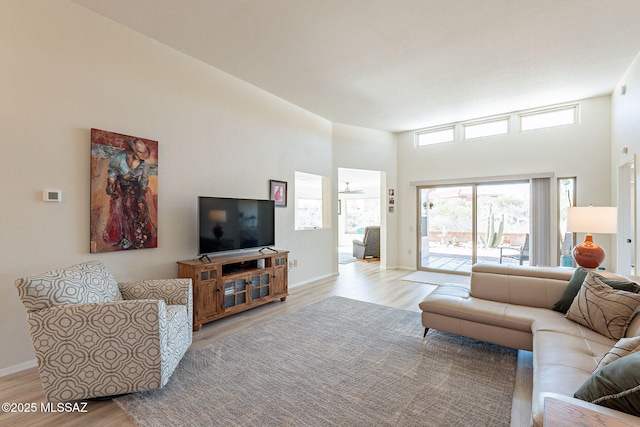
[566,206,617,234]
[208,210,227,223]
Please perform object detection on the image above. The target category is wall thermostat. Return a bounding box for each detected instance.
[43,189,62,202]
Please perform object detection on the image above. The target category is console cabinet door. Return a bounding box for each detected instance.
[222,275,248,311]
[194,266,221,324]
[250,270,271,302]
[272,254,288,297]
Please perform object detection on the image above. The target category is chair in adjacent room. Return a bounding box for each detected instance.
[353,225,381,260]
[499,233,530,265]
[14,260,192,402]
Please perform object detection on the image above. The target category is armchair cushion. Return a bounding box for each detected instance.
[15,260,122,313]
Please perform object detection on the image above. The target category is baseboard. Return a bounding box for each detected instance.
[0,359,37,377]
[289,272,337,288]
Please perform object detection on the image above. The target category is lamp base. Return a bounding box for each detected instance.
[572,234,605,269]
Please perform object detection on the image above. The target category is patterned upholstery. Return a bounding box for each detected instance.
[16,260,122,312]
[15,261,192,402]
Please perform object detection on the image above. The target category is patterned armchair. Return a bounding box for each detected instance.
[14,260,192,402]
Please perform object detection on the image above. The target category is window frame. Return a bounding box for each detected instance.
[519,104,579,132]
[415,125,455,147]
[462,116,510,140]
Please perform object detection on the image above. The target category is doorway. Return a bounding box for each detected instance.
[618,156,636,276]
[338,168,381,265]
[419,181,531,274]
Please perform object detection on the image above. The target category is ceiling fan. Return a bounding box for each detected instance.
[339,182,364,194]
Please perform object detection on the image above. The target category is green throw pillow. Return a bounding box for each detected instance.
[552,267,640,314]
[552,267,589,313]
[574,351,640,416]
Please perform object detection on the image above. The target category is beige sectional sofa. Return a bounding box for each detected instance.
[419,263,640,426]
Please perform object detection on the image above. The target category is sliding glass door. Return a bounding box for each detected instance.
[419,186,474,271]
[419,181,530,274]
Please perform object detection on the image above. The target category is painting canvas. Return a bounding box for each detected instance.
[90,129,158,253]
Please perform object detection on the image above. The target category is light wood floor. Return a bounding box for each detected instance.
[0,262,532,426]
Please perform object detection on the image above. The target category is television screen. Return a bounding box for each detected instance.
[198,197,275,255]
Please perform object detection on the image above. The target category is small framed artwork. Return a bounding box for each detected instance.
[270,180,287,207]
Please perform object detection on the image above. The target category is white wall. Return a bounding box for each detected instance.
[612,51,640,273]
[332,124,397,269]
[0,0,333,374]
[396,96,613,270]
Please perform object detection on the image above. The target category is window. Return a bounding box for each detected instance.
[463,118,509,140]
[295,171,330,230]
[416,126,455,146]
[520,105,578,131]
[345,198,380,234]
[414,102,581,148]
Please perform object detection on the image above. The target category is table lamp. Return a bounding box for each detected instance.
[566,206,617,269]
[209,210,227,239]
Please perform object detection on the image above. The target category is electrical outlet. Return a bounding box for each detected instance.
[293,259,298,267]
[408,249,412,255]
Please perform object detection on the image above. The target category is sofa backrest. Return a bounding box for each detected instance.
[15,260,122,313]
[471,263,573,309]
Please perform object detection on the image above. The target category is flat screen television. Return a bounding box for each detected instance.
[198,196,275,256]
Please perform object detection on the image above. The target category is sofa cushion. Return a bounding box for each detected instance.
[566,273,640,340]
[552,267,640,314]
[574,352,640,416]
[15,260,122,313]
[530,320,616,427]
[595,336,640,370]
[471,263,571,309]
[420,284,562,334]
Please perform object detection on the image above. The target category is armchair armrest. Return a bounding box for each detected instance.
[119,279,191,304]
[499,245,521,255]
[27,300,166,401]
[119,278,192,322]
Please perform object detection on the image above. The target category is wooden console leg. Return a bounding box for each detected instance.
[423,327,429,337]
[280,296,287,301]
[193,324,202,332]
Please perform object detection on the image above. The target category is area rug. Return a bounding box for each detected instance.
[115,296,516,427]
[338,251,357,264]
[402,270,470,286]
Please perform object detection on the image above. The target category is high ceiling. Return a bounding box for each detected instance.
[72,0,640,133]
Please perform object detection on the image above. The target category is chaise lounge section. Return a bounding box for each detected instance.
[419,263,640,426]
